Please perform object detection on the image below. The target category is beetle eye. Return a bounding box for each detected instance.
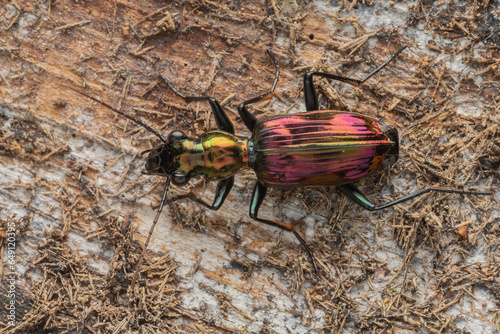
[167,130,187,143]
[171,174,189,187]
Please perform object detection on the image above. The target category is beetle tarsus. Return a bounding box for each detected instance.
[357,45,407,84]
[338,183,491,211]
[303,45,407,111]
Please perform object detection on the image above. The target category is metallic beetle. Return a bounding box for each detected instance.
[70,46,490,285]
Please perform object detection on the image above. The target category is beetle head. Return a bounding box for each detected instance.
[144,130,203,186]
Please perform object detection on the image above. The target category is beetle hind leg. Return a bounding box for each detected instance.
[303,45,406,111]
[338,183,491,211]
[249,182,319,273]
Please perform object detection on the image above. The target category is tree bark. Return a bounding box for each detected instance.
[0,1,498,333]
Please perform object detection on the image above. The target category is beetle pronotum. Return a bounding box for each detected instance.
[70,46,490,287]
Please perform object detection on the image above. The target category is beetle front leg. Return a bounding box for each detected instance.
[133,178,233,287]
[303,46,406,111]
[237,49,280,131]
[337,183,491,211]
[164,177,234,210]
[158,74,235,134]
[249,182,319,273]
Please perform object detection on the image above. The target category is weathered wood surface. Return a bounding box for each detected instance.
[0,0,499,333]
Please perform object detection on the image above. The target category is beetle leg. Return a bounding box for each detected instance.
[158,74,235,134]
[303,46,406,111]
[249,182,319,273]
[338,183,491,211]
[153,177,234,210]
[165,177,234,210]
[237,49,280,131]
[135,178,233,286]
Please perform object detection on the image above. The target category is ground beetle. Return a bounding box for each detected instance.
[70,46,491,287]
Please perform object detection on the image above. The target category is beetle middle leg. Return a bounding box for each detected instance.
[303,46,406,111]
[158,74,235,134]
[249,182,319,273]
[337,183,491,211]
[237,49,280,131]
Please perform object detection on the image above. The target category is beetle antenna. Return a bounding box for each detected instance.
[130,178,171,288]
[69,86,167,143]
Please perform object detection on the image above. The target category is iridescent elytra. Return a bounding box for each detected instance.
[69,46,490,287]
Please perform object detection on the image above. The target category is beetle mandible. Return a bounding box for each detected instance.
[70,46,490,287]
